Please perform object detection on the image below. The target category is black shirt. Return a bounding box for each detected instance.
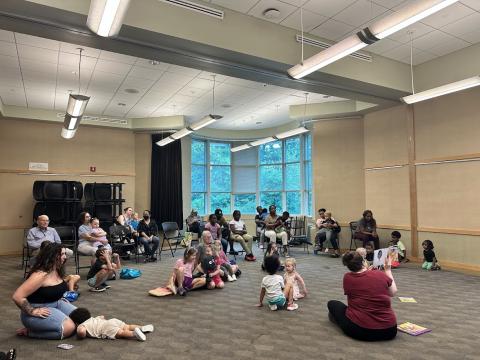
[87,259,105,280]
[137,220,158,237]
[27,281,68,303]
[424,249,436,262]
[366,252,374,262]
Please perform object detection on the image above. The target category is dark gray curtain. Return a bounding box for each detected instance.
[150,135,183,228]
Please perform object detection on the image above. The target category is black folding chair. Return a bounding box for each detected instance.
[349,221,362,250]
[161,222,184,257]
[22,229,34,278]
[288,216,312,254]
[53,225,79,274]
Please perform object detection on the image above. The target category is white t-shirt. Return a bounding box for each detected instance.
[261,274,284,301]
[229,219,245,231]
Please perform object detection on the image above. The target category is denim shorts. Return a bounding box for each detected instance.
[20,299,77,339]
[87,276,97,287]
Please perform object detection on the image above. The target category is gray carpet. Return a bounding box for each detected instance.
[0,246,478,360]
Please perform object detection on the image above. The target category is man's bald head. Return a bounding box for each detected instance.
[37,215,49,229]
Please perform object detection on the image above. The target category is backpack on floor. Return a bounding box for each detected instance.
[120,268,142,279]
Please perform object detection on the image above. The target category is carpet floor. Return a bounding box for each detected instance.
[0,246,478,360]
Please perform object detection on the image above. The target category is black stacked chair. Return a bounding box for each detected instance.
[84,183,125,231]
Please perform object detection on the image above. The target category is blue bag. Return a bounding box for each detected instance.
[120,268,142,279]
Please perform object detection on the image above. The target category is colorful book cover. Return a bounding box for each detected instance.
[399,297,417,303]
[397,322,431,336]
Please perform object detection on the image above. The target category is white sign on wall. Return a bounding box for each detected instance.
[29,162,49,171]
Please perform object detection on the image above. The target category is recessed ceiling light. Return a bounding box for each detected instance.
[262,8,281,19]
[118,102,126,106]
[149,60,160,65]
[124,88,139,94]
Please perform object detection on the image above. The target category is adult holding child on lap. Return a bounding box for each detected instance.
[327,251,398,341]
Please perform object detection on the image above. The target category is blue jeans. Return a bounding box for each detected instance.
[20,299,76,339]
[139,236,160,256]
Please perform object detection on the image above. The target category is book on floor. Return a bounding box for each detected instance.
[399,297,417,303]
[397,322,431,336]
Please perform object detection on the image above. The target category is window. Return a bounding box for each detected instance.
[191,134,311,215]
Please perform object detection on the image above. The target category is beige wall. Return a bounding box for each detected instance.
[313,118,365,223]
[134,133,151,213]
[0,118,136,255]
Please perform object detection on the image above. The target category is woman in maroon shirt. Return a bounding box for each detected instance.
[327,251,398,341]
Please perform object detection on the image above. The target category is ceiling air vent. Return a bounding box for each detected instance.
[159,0,224,19]
[296,34,372,62]
[56,113,128,125]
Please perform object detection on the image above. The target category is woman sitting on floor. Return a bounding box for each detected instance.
[12,243,77,339]
[327,251,398,341]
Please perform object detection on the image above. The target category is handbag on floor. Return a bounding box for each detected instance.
[120,268,142,279]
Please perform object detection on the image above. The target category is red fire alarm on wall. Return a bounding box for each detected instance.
[90,166,96,172]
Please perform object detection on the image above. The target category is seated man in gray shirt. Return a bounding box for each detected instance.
[27,215,73,257]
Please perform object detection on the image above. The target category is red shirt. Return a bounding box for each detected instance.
[343,270,396,329]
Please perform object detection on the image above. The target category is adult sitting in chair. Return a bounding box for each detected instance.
[12,243,77,339]
[27,215,73,259]
[315,210,340,258]
[327,251,397,341]
[255,206,268,249]
[214,208,235,255]
[186,209,203,238]
[354,210,380,249]
[229,210,256,262]
[264,205,289,256]
[137,210,160,262]
[77,212,99,256]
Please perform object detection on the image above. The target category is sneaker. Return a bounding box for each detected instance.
[141,324,154,333]
[232,274,237,281]
[330,253,340,258]
[269,304,277,311]
[89,286,106,292]
[101,283,111,289]
[324,248,329,253]
[134,327,146,341]
[148,256,157,262]
[235,269,241,277]
[245,254,256,261]
[177,287,187,296]
[227,275,234,282]
[229,250,239,255]
[287,303,299,311]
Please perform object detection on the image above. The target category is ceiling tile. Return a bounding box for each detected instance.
[134,58,170,70]
[333,0,390,28]
[59,43,100,58]
[422,2,475,28]
[0,41,18,57]
[367,38,403,54]
[0,74,23,88]
[280,8,328,32]
[176,86,209,98]
[456,28,480,43]
[303,0,356,18]
[399,49,437,65]
[17,45,58,63]
[99,50,137,64]
[388,22,436,43]
[22,70,56,88]
[58,52,97,69]
[427,36,470,56]
[19,59,57,75]
[14,33,59,50]
[247,0,297,24]
[88,71,124,91]
[129,65,164,80]
[412,30,462,51]
[0,54,19,69]
[197,71,229,82]
[460,0,480,10]
[120,76,156,90]
[373,0,408,9]
[309,18,355,41]
[211,0,259,13]
[94,59,132,75]
[25,89,55,109]
[0,30,14,43]
[0,88,27,107]
[166,64,202,77]
[442,12,480,40]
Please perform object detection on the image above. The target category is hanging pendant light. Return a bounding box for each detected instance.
[87,0,131,37]
[62,49,90,139]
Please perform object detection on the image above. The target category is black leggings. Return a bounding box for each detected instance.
[327,300,397,341]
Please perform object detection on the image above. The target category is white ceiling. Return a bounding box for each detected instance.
[0,30,345,130]
[207,0,480,65]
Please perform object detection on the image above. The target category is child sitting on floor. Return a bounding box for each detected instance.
[69,307,153,341]
[197,245,224,289]
[365,243,374,262]
[212,239,238,282]
[422,240,441,271]
[87,248,121,292]
[283,257,307,300]
[262,242,284,271]
[389,231,408,265]
[256,255,298,311]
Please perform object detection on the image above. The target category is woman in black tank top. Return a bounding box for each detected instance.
[12,242,77,339]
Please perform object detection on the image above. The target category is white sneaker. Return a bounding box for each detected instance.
[232,274,237,281]
[134,327,146,341]
[287,303,299,311]
[141,324,154,333]
[259,244,264,249]
[269,304,277,311]
[324,248,329,253]
[227,275,234,282]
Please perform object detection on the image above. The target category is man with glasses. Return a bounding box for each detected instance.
[27,215,73,258]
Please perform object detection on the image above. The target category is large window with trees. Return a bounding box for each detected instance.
[191,134,311,215]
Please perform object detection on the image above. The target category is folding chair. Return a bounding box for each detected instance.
[161,222,184,257]
[22,229,34,278]
[349,221,362,250]
[53,225,79,274]
[288,216,312,254]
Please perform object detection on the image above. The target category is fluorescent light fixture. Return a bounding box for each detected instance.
[156,136,175,146]
[61,128,77,139]
[87,0,131,37]
[170,127,193,140]
[190,114,222,131]
[288,0,459,79]
[250,137,276,147]
[288,34,367,79]
[231,144,252,152]
[402,76,480,104]
[276,127,309,139]
[66,94,90,117]
[63,114,81,130]
[370,0,459,39]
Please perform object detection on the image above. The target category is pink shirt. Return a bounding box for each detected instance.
[215,251,229,266]
[175,258,194,278]
[204,222,220,240]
